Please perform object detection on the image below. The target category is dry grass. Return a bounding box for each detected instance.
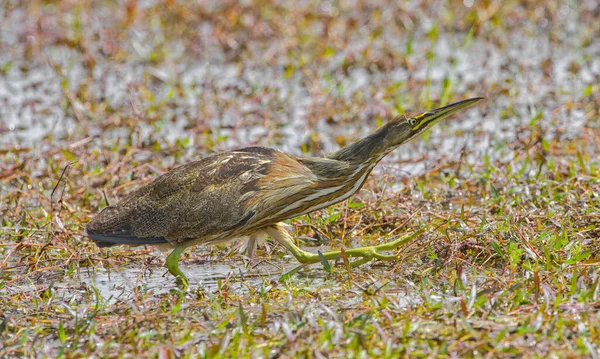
[1,0,599,357]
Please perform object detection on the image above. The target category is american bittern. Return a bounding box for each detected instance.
[87,97,482,287]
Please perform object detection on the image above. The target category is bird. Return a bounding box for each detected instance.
[86,97,483,288]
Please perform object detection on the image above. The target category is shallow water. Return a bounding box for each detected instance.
[1,0,598,311]
[82,263,255,299]
[2,19,596,159]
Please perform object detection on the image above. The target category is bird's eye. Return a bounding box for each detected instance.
[408,118,417,126]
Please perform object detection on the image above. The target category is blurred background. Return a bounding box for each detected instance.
[1,1,599,357]
[2,1,596,191]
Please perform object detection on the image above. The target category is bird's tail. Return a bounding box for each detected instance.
[87,229,168,248]
[86,206,168,248]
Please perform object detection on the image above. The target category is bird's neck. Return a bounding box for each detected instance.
[328,125,391,165]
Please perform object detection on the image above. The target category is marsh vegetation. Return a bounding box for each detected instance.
[1,0,599,357]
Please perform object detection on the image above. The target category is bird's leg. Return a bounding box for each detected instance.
[265,223,424,267]
[241,233,262,268]
[246,233,259,258]
[166,246,189,289]
[264,225,315,263]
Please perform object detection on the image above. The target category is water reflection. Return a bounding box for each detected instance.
[74,260,297,302]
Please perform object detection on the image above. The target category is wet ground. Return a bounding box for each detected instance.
[1,0,599,357]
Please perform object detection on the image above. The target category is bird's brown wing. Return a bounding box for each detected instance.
[86,147,317,246]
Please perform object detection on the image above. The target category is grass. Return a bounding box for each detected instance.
[1,0,599,357]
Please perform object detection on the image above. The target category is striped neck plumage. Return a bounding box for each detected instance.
[328,124,394,166]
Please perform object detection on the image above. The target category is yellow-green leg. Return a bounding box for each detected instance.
[166,246,189,289]
[265,223,424,267]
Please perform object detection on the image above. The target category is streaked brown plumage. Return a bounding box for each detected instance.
[87,97,483,287]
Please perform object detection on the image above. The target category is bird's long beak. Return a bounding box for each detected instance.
[413,97,484,131]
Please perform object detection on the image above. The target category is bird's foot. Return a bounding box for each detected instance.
[307,228,424,267]
[175,275,189,290]
[266,223,425,273]
[166,246,189,290]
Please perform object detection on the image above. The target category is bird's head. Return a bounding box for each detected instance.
[383,97,484,149]
[327,97,484,164]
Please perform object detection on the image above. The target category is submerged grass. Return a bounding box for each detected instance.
[1,0,599,357]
